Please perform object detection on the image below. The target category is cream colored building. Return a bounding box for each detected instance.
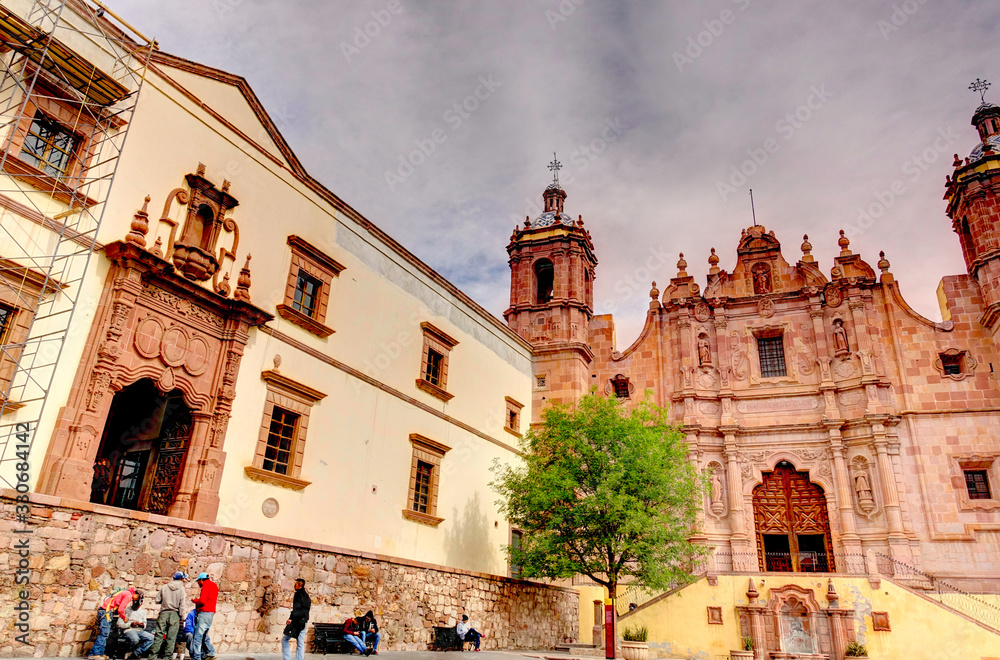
[0,0,530,577]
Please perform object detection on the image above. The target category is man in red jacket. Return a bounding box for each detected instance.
[191,573,217,660]
[89,586,136,660]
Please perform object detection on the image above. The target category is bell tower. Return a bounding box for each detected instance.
[505,157,597,420]
[944,79,1000,341]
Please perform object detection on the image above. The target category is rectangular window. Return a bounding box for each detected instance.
[965,470,992,500]
[291,269,322,318]
[0,304,13,343]
[424,348,443,386]
[941,353,962,376]
[757,335,787,378]
[505,397,524,436]
[18,112,78,179]
[412,460,433,513]
[510,529,523,579]
[262,407,299,475]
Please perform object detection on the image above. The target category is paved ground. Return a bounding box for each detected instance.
[30,652,600,660]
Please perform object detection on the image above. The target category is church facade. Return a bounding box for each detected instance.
[506,106,1000,655]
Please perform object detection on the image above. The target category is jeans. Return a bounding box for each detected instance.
[150,610,180,658]
[191,612,215,660]
[282,628,307,660]
[464,628,481,650]
[360,631,380,651]
[125,628,155,655]
[92,610,112,657]
[344,634,367,654]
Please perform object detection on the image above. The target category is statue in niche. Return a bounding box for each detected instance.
[698,334,712,366]
[710,469,725,515]
[854,469,875,513]
[752,262,772,295]
[832,318,850,356]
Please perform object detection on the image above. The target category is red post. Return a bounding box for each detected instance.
[604,598,615,659]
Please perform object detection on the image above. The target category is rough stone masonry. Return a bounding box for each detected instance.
[0,492,578,657]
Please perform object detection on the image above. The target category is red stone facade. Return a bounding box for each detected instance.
[508,105,1000,587]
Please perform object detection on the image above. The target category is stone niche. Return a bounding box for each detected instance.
[37,238,271,523]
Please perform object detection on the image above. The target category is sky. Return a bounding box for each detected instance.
[108,0,1000,346]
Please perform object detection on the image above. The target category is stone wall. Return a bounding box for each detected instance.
[0,492,578,657]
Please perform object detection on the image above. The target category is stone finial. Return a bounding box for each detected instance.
[234,254,252,302]
[677,253,688,278]
[649,281,661,310]
[878,250,890,273]
[838,229,851,256]
[708,248,720,275]
[222,179,231,194]
[272,354,282,373]
[746,578,759,602]
[217,271,231,297]
[826,578,839,606]
[578,215,584,227]
[800,234,814,263]
[196,162,206,177]
[524,216,530,228]
[125,195,151,247]
[151,236,163,258]
[953,153,963,168]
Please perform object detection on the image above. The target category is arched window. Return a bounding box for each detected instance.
[535,259,554,303]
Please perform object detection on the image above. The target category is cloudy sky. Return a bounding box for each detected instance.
[111,0,999,345]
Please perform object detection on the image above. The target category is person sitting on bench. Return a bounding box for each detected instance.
[456,615,483,651]
[119,592,154,659]
[343,616,370,656]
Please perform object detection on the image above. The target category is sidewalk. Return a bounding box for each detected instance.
[26,653,603,660]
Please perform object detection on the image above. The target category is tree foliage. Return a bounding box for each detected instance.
[491,390,707,598]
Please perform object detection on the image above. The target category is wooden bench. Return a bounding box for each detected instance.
[313,623,370,655]
[430,626,472,652]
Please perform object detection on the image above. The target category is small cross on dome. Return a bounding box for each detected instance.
[970,78,991,104]
[547,152,562,185]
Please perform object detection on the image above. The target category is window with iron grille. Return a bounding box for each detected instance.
[510,530,523,579]
[0,304,13,343]
[291,269,322,318]
[940,352,962,376]
[757,335,787,378]
[965,470,992,500]
[424,348,443,386]
[412,460,433,513]
[18,112,78,179]
[262,407,299,475]
[611,374,631,399]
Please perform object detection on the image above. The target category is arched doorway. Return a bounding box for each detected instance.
[90,379,193,515]
[752,460,834,572]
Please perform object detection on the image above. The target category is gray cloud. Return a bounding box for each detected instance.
[112,0,999,345]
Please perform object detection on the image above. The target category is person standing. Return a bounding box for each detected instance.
[191,573,218,660]
[342,615,369,656]
[150,572,186,659]
[358,611,381,655]
[119,591,155,659]
[456,614,483,652]
[281,579,311,660]
[90,585,136,660]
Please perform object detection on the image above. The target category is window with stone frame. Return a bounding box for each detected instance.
[245,368,327,490]
[505,396,523,437]
[610,374,631,399]
[416,322,458,402]
[403,433,451,526]
[935,349,977,381]
[276,236,345,338]
[965,470,992,500]
[0,258,61,409]
[2,79,105,205]
[509,528,524,579]
[756,333,787,378]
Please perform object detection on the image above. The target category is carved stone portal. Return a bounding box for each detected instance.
[38,241,271,523]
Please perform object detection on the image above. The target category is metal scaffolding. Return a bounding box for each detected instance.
[0,0,153,486]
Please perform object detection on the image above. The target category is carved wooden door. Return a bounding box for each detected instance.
[753,461,834,572]
[139,404,193,515]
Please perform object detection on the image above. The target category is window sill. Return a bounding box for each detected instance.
[503,426,522,439]
[244,465,311,491]
[402,508,444,527]
[2,156,98,208]
[276,304,335,338]
[415,378,454,402]
[959,497,1000,512]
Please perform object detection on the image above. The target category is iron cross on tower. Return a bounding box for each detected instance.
[548,152,562,185]
[970,78,991,104]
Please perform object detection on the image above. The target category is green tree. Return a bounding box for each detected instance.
[491,390,707,600]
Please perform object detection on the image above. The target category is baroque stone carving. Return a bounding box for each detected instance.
[831,318,849,356]
[757,298,775,318]
[752,261,772,294]
[850,456,878,520]
[834,357,857,379]
[694,302,711,322]
[142,284,226,328]
[698,400,721,415]
[708,461,726,517]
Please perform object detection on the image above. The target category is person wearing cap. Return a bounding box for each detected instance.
[191,573,218,660]
[281,579,311,660]
[89,585,135,660]
[149,572,187,659]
